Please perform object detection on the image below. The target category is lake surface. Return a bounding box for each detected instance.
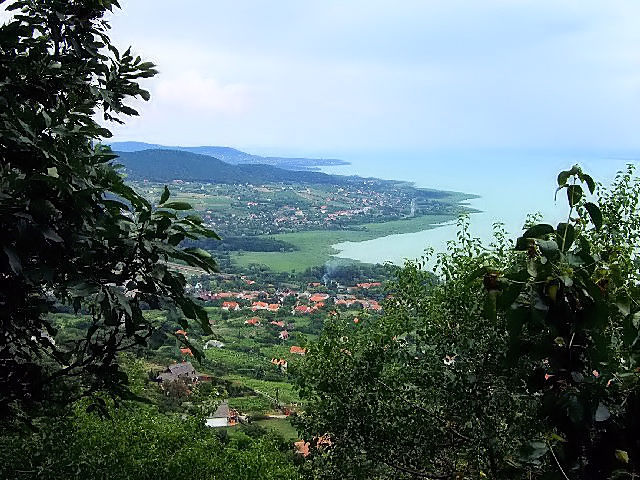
[321,149,640,265]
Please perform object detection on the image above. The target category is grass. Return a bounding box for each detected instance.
[232,213,457,272]
[228,395,273,414]
[224,375,301,405]
[204,347,268,374]
[254,418,300,441]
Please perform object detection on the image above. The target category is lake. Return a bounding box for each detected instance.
[320,149,640,265]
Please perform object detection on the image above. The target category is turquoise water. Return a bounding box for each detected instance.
[320,149,639,265]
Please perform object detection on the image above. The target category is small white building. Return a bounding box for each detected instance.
[205,402,246,428]
[205,401,231,428]
[203,339,225,350]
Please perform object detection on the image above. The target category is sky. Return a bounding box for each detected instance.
[105,1,640,156]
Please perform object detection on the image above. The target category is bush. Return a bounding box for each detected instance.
[297,165,640,479]
[0,402,301,480]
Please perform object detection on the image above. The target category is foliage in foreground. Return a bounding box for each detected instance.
[0,402,301,480]
[0,355,301,480]
[0,0,219,415]
[297,165,640,479]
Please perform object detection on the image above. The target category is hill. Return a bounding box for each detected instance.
[114,149,354,185]
[110,141,348,170]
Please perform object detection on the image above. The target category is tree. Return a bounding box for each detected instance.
[0,0,219,416]
[297,166,640,479]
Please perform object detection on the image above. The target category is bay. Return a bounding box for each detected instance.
[320,149,640,265]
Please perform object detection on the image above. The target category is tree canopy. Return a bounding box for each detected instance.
[297,166,640,479]
[0,0,218,416]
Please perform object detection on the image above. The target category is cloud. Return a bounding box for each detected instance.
[153,71,252,115]
[106,0,640,152]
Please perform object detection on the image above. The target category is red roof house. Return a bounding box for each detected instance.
[310,293,330,302]
[251,301,269,311]
[221,301,240,311]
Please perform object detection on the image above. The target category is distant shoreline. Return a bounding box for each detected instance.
[109,141,350,171]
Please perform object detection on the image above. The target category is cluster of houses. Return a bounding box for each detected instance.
[199,287,383,316]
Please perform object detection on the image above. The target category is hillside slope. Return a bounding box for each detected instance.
[115,149,351,185]
[110,141,347,170]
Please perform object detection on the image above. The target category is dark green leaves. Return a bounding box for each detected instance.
[584,202,603,231]
[556,222,575,251]
[159,185,170,205]
[595,403,610,422]
[0,0,219,414]
[557,165,580,187]
[566,184,583,207]
[2,246,22,275]
[161,201,192,210]
[582,174,596,194]
[523,224,554,239]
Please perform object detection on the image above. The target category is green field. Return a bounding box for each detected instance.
[224,375,302,405]
[232,213,457,272]
[254,418,300,441]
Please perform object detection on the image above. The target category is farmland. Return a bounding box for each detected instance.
[129,178,475,272]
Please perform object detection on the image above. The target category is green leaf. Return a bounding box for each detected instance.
[41,228,64,243]
[556,222,575,251]
[566,184,583,207]
[159,185,170,205]
[2,246,22,275]
[595,402,610,422]
[183,247,212,259]
[615,450,630,464]
[523,224,555,239]
[558,170,571,187]
[584,202,603,231]
[582,174,596,194]
[515,236,534,251]
[536,239,560,259]
[557,165,580,186]
[161,201,192,210]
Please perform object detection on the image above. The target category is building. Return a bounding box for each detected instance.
[309,293,330,303]
[203,339,225,349]
[271,358,288,371]
[268,303,280,312]
[221,301,240,311]
[251,301,269,311]
[279,330,289,340]
[293,305,314,315]
[205,401,242,428]
[290,346,306,355]
[156,361,198,384]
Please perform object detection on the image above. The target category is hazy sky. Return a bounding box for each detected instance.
[106,1,640,155]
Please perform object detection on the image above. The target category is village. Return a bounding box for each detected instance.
[130,178,466,238]
[136,271,387,455]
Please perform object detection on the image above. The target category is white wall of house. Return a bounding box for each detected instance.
[205,417,228,428]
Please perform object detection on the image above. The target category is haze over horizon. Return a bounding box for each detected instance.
[105,1,640,158]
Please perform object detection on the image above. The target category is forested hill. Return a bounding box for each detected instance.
[110,141,348,170]
[115,149,357,185]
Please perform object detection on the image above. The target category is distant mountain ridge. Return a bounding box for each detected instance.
[110,141,348,171]
[114,149,357,185]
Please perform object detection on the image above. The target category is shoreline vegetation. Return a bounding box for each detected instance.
[232,213,460,271]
